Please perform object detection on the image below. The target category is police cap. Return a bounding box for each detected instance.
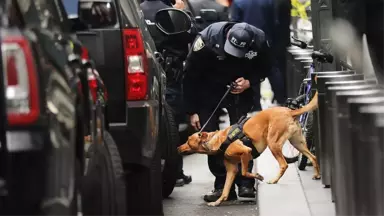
[224,23,255,58]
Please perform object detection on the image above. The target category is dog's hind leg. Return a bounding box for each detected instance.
[266,131,291,184]
[267,147,289,184]
[289,131,321,180]
[207,159,237,207]
[240,146,264,181]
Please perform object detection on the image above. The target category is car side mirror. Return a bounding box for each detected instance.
[155,8,192,35]
[69,15,89,32]
[199,9,219,22]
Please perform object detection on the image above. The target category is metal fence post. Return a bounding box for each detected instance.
[310,0,336,71]
[358,104,384,216]
[315,74,363,187]
[348,97,384,215]
[310,71,355,166]
[324,83,379,202]
[334,90,384,216]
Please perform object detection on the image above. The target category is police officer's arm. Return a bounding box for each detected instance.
[183,36,207,115]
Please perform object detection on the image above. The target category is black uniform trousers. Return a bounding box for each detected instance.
[165,86,185,178]
[268,63,286,104]
[198,96,255,191]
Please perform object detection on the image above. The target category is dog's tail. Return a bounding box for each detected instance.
[290,91,319,118]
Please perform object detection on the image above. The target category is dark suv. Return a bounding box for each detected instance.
[69,0,179,214]
[0,0,125,215]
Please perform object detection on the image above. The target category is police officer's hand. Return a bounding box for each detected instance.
[231,77,250,94]
[190,113,201,131]
[173,0,185,9]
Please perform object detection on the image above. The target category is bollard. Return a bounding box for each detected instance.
[292,58,313,94]
[310,71,356,168]
[324,82,378,185]
[334,90,384,216]
[292,56,312,97]
[373,110,384,216]
[286,49,312,90]
[286,50,312,98]
[348,96,384,216]
[358,104,384,216]
[325,83,380,203]
[323,84,378,205]
[315,73,364,187]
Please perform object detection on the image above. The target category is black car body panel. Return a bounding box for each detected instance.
[76,29,126,123]
[0,0,90,214]
[74,0,165,167]
[0,20,7,209]
[1,25,77,216]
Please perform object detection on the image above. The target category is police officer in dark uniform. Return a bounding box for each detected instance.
[183,22,272,201]
[230,0,287,105]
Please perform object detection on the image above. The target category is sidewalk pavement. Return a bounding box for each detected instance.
[163,153,258,216]
[257,147,336,216]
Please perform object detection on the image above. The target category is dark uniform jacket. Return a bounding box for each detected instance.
[183,21,272,115]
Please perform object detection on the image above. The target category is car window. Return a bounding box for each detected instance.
[78,0,118,28]
[62,0,79,16]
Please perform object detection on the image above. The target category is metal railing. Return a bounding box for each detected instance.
[287,52,384,216]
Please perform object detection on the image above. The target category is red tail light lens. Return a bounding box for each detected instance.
[122,29,148,101]
[2,36,40,125]
[87,69,98,102]
[81,46,89,60]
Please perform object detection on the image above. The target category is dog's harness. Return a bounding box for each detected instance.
[219,116,260,159]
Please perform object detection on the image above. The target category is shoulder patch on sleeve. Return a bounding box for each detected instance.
[193,36,205,52]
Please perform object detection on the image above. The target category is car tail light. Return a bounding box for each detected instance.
[81,46,89,60]
[87,69,98,102]
[122,28,148,101]
[2,36,40,125]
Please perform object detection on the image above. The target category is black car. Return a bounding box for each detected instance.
[185,0,229,31]
[0,0,125,215]
[70,0,183,213]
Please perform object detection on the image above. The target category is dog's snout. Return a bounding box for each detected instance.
[178,143,191,154]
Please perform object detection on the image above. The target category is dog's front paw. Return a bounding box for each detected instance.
[207,201,221,207]
[255,173,264,181]
[312,175,321,180]
[267,180,278,184]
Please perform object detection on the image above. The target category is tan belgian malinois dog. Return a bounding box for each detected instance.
[178,92,320,206]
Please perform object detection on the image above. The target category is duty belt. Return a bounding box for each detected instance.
[219,116,260,159]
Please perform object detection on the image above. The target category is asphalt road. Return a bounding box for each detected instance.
[163,153,258,216]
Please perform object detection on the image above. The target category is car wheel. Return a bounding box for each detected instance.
[81,131,126,215]
[160,102,179,198]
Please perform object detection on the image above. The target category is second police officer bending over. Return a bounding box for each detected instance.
[183,22,273,202]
